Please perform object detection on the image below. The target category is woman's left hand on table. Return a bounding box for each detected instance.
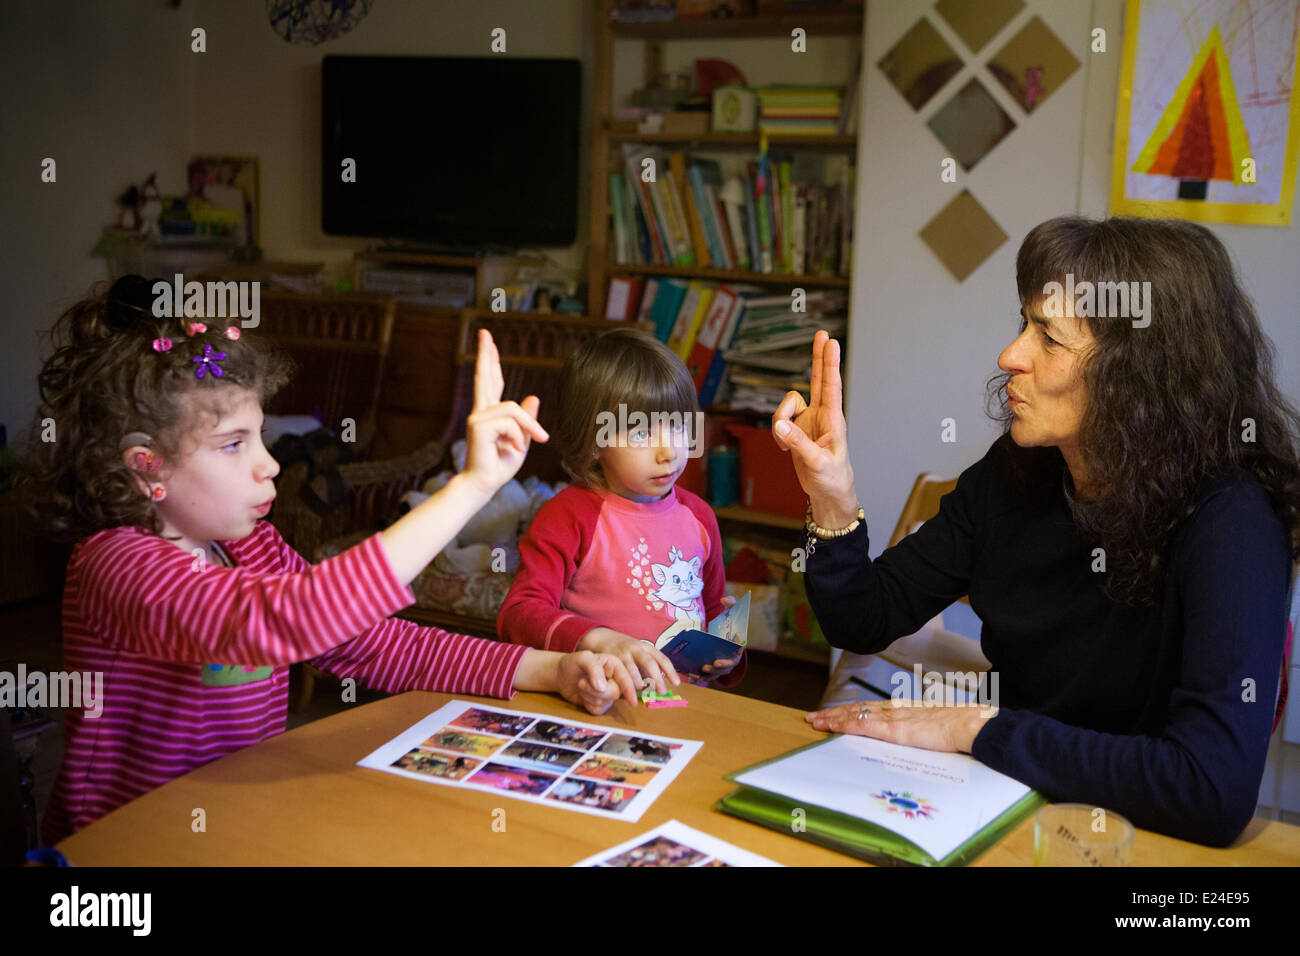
[804,698,998,754]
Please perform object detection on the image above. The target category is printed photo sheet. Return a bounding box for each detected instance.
[358,700,702,823]
[573,819,783,867]
[732,734,1031,861]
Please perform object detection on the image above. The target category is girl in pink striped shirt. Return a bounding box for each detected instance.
[22,277,639,844]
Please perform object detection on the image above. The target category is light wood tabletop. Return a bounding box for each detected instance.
[56,685,1300,866]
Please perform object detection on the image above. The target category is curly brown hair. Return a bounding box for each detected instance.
[985,216,1300,605]
[553,328,699,488]
[19,276,293,543]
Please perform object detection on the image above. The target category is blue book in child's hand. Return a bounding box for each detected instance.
[654,592,750,678]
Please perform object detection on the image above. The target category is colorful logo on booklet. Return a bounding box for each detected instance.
[201,663,273,687]
[872,790,938,820]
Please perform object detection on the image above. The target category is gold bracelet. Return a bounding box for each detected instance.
[804,502,865,557]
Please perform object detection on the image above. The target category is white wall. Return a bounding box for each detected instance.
[0,1,195,451]
[847,0,1300,819]
[847,0,1300,553]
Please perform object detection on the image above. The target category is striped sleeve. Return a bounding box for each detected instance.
[77,529,415,666]
[307,619,528,699]
[304,528,528,698]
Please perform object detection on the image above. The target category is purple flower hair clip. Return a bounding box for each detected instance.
[192,343,227,379]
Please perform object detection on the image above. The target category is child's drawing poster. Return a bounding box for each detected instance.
[1110,0,1300,225]
[358,700,701,822]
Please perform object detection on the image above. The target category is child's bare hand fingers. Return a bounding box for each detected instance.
[477,401,549,444]
[602,655,640,706]
[625,646,670,694]
[473,330,503,410]
[654,650,681,686]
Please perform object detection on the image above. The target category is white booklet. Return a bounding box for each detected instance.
[731,733,1033,862]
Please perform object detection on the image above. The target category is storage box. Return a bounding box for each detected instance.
[726,423,805,518]
[712,86,757,133]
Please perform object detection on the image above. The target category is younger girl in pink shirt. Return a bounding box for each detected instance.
[499,328,746,690]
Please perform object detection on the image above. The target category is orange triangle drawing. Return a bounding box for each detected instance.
[1132,26,1252,183]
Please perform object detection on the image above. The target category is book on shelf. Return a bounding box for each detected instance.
[634,277,660,327]
[684,284,764,392]
[672,152,711,269]
[756,85,844,137]
[609,147,854,278]
[605,275,647,321]
[648,278,689,343]
[724,344,815,374]
[665,281,715,360]
[610,280,844,404]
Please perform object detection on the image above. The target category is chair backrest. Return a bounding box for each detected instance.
[441,309,654,484]
[257,291,396,447]
[888,473,958,549]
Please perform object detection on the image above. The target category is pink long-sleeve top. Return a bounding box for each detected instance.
[498,484,746,687]
[41,519,528,845]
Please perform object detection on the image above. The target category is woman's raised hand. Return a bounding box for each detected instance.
[462,329,549,497]
[771,330,859,525]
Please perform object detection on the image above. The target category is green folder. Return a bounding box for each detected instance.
[717,737,1047,867]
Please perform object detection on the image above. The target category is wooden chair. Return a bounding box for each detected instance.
[258,291,396,459]
[821,472,989,707]
[437,309,655,484]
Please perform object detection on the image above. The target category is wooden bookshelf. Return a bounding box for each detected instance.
[591,1,861,668]
[608,130,857,150]
[609,11,863,40]
[589,0,863,320]
[713,505,805,531]
[616,262,851,287]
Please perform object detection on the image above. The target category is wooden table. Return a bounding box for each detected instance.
[56,686,1300,866]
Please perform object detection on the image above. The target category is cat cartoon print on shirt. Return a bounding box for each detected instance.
[651,545,705,629]
[624,539,706,630]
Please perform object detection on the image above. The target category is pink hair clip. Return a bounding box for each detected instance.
[152,338,173,353]
[185,322,207,336]
[224,326,241,340]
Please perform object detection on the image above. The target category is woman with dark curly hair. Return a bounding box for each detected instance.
[19,276,639,844]
[775,216,1299,847]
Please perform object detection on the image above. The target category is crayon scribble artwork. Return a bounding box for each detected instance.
[1112,0,1300,224]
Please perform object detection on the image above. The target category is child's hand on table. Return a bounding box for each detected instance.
[578,628,681,697]
[556,651,641,715]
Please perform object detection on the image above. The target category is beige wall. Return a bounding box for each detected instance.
[0,1,195,448]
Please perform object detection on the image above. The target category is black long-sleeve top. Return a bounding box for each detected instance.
[805,436,1291,847]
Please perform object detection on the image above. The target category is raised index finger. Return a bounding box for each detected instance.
[473,329,503,411]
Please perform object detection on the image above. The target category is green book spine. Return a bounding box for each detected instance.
[779,162,794,273]
[610,173,629,264]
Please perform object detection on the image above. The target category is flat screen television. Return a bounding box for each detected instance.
[322,55,581,248]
